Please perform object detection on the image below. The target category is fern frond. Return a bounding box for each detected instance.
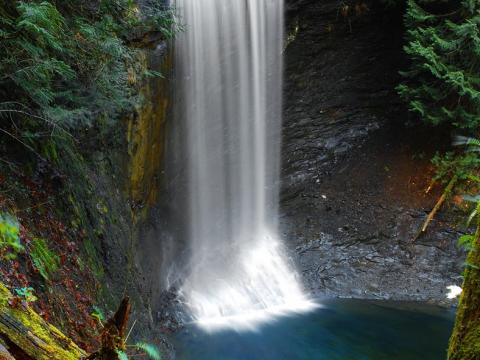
[135,342,161,360]
[29,238,59,280]
[116,350,129,360]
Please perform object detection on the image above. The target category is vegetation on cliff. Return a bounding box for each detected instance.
[398,0,480,130]
[446,137,480,359]
[399,0,480,180]
[397,0,480,357]
[399,0,480,188]
[0,0,173,135]
[0,0,174,354]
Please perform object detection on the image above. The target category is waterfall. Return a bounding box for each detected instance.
[174,0,313,331]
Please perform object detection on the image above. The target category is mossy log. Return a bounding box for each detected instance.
[0,283,86,360]
[0,339,16,360]
[448,226,480,359]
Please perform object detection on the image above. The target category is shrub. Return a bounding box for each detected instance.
[0,213,23,260]
[29,237,60,280]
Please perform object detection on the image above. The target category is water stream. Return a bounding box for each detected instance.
[174,0,313,330]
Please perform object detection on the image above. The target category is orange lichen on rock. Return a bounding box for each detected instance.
[128,52,172,219]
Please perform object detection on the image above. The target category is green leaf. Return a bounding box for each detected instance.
[91,305,106,323]
[135,342,161,360]
[143,70,163,78]
[466,208,478,227]
[458,234,475,250]
[116,350,129,360]
[14,287,37,302]
[465,261,480,270]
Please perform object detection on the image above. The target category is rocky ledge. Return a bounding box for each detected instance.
[280,0,465,306]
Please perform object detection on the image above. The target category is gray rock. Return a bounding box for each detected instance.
[281,0,466,306]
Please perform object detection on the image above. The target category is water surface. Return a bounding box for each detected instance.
[172,300,454,360]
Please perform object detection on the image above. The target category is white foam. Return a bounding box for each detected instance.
[446,285,462,299]
[179,231,317,331]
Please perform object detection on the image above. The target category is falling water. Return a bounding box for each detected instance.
[174,0,313,331]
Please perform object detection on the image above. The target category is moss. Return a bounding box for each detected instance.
[448,226,480,360]
[0,283,86,359]
[65,190,105,281]
[83,236,105,280]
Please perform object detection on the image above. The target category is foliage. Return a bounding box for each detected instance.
[0,0,175,352]
[443,137,480,357]
[458,194,480,251]
[90,300,162,359]
[448,195,480,359]
[116,350,129,360]
[134,342,161,360]
[450,137,480,252]
[458,234,476,251]
[0,213,23,259]
[398,0,480,196]
[14,286,37,302]
[432,151,480,184]
[91,305,106,324]
[29,237,59,280]
[0,0,175,153]
[399,3,480,349]
[398,0,480,130]
[117,342,162,360]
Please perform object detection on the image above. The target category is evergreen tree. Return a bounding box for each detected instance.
[398,2,480,358]
[0,0,174,154]
[398,0,480,130]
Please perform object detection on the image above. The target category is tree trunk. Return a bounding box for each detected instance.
[87,297,131,360]
[448,224,480,359]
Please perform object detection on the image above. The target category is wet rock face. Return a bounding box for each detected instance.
[281,0,466,305]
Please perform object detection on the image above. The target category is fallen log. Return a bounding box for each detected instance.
[0,283,86,360]
[0,339,16,360]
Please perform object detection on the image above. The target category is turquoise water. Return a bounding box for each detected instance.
[171,300,455,360]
